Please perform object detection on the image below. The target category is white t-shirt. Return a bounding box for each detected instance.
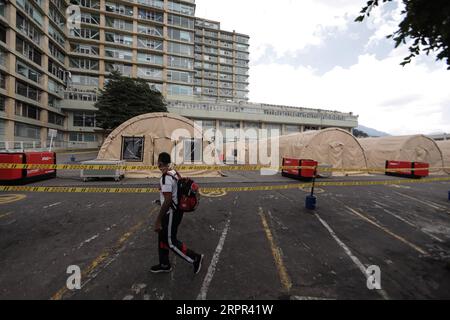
[159,170,178,208]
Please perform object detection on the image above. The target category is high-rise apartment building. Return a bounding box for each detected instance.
[0,0,356,150]
[0,0,68,148]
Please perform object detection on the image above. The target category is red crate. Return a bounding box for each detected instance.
[282,158,318,180]
[0,153,26,180]
[412,162,429,177]
[25,152,56,178]
[0,151,56,184]
[385,160,429,178]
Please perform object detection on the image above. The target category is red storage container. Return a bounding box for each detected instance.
[385,160,429,178]
[282,158,318,180]
[0,153,26,181]
[0,151,56,184]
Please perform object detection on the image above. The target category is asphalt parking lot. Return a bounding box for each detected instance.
[0,151,450,300]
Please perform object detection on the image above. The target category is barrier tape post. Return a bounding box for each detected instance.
[305,167,317,210]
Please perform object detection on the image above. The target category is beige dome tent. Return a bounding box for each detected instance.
[359,135,445,175]
[97,113,221,178]
[225,128,368,175]
[436,140,450,174]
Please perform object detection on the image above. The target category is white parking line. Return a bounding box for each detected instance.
[43,202,62,209]
[373,201,444,243]
[315,213,389,300]
[392,191,447,211]
[345,206,428,256]
[197,217,232,300]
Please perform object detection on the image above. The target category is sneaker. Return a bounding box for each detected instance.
[150,264,172,274]
[193,254,204,275]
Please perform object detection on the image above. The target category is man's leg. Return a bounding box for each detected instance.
[151,213,172,273]
[167,210,201,264]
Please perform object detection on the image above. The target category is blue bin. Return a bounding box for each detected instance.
[305,195,317,210]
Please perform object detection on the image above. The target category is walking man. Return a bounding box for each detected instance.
[151,152,204,274]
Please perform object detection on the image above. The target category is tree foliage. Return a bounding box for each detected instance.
[355,0,450,69]
[95,71,167,130]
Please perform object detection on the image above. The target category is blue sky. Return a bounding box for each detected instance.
[196,0,450,135]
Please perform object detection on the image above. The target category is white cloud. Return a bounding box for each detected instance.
[195,0,450,135]
[196,0,363,60]
[250,50,450,135]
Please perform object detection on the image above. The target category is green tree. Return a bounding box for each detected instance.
[95,70,167,130]
[355,0,450,69]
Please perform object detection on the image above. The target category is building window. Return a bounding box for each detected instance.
[47,112,64,126]
[16,36,42,65]
[70,28,100,40]
[0,72,5,89]
[69,0,100,9]
[17,0,44,26]
[69,57,99,70]
[16,12,42,45]
[70,74,99,86]
[69,132,97,142]
[14,122,41,139]
[137,24,163,37]
[105,47,133,61]
[0,23,6,43]
[105,32,133,46]
[167,42,193,56]
[105,62,132,76]
[73,112,96,127]
[167,70,193,84]
[182,138,202,163]
[137,67,162,80]
[167,14,194,29]
[15,81,41,101]
[0,0,6,17]
[167,84,193,96]
[70,43,99,55]
[15,101,41,120]
[168,1,195,16]
[137,52,163,65]
[106,17,133,31]
[168,28,194,43]
[0,95,5,111]
[137,38,163,51]
[16,60,41,83]
[168,56,193,69]
[138,9,163,22]
[106,2,133,16]
[121,137,144,162]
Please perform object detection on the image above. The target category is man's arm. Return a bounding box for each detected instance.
[154,192,172,232]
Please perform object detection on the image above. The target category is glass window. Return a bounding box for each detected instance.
[167,70,193,83]
[105,47,133,61]
[167,84,193,96]
[168,28,193,43]
[167,42,193,56]
[14,122,41,139]
[183,138,202,163]
[137,52,163,65]
[167,56,193,69]
[73,112,96,127]
[122,137,144,162]
[167,14,194,29]
[168,1,195,16]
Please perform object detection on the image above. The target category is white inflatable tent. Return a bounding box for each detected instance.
[225,128,369,176]
[436,140,450,174]
[97,113,220,177]
[359,135,445,175]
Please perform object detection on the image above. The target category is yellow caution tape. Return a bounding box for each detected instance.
[1,177,449,194]
[0,163,448,173]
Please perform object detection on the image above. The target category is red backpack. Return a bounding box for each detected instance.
[163,171,200,213]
